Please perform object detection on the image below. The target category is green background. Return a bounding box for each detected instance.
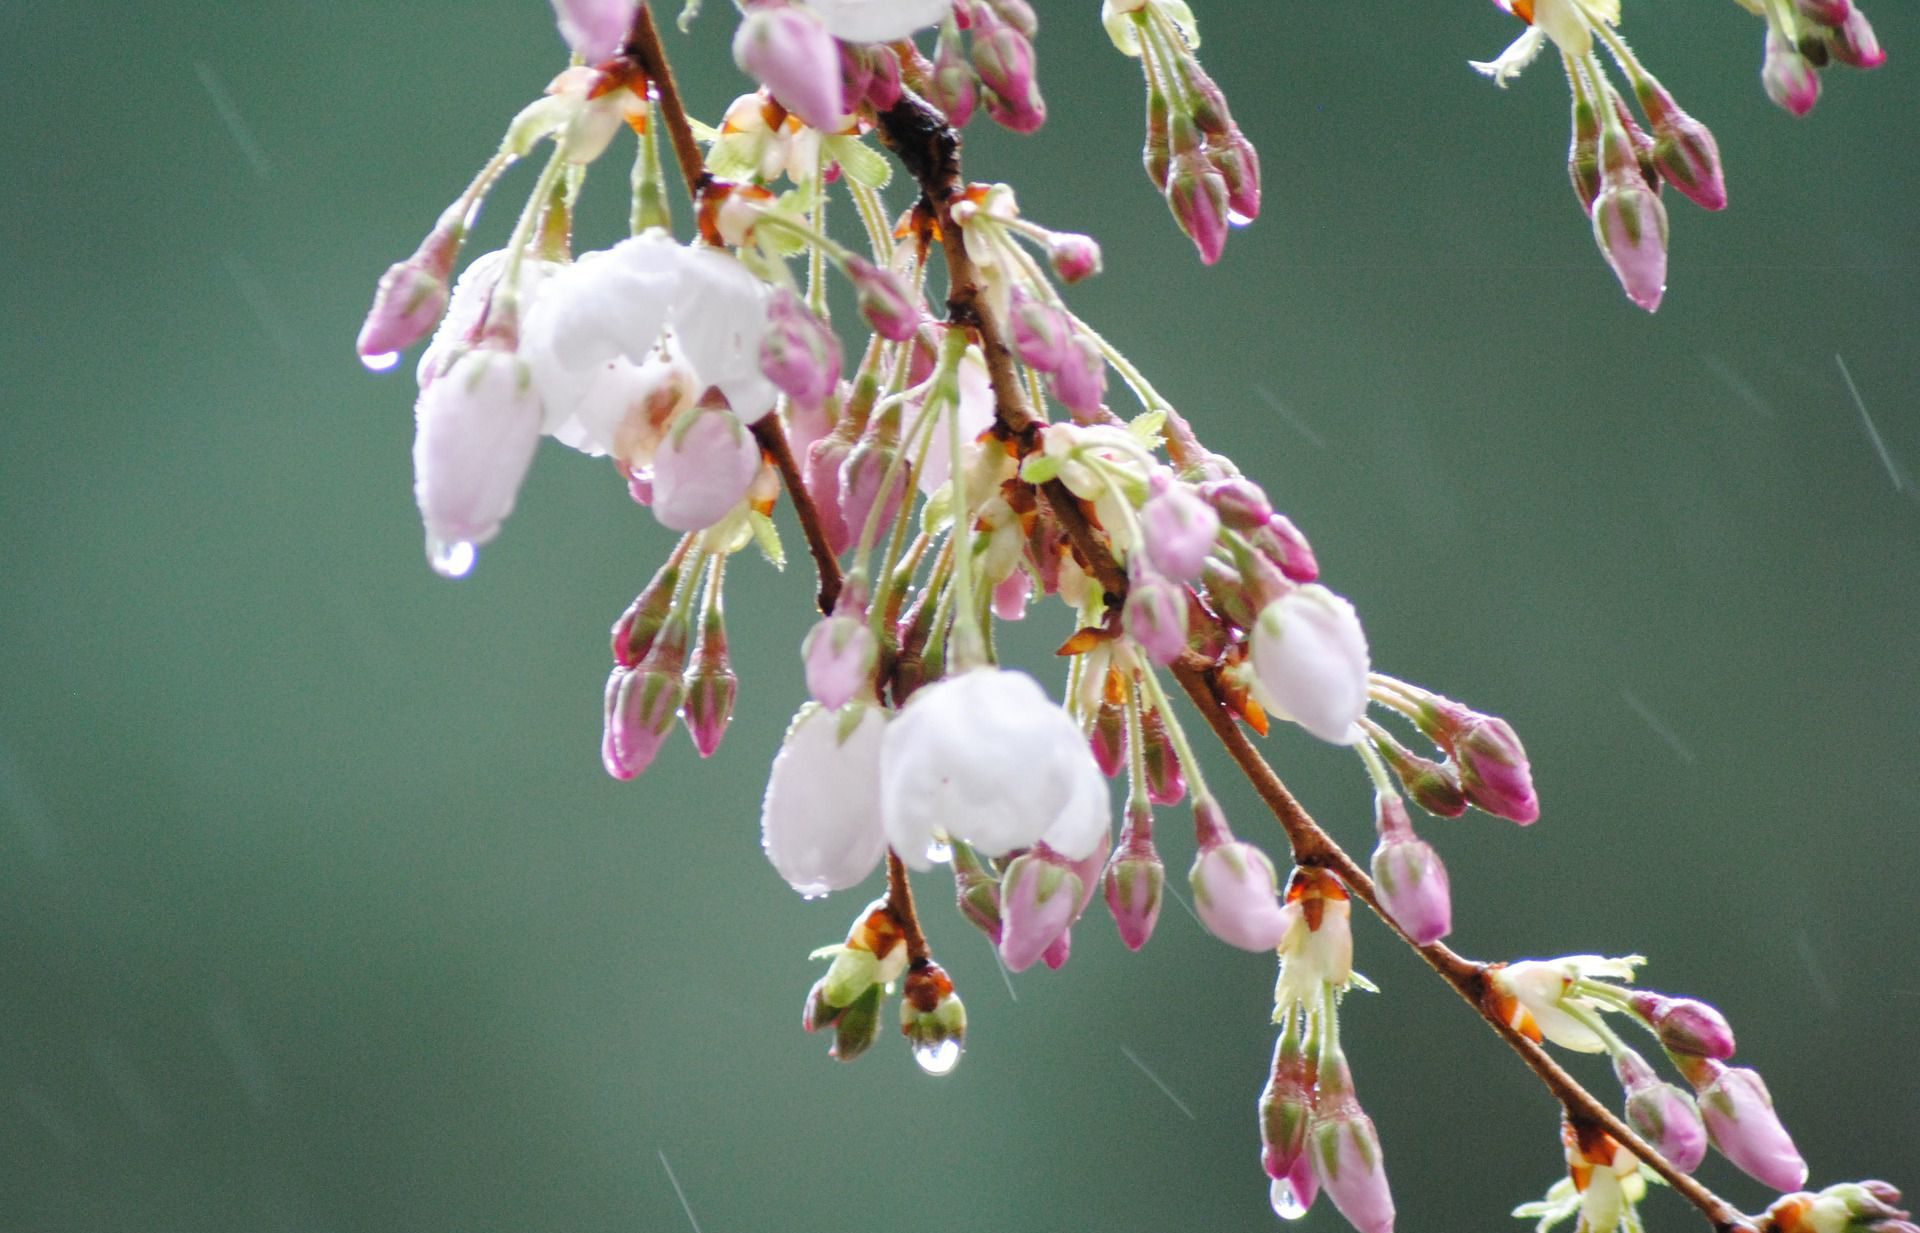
[3,2,1915,1230]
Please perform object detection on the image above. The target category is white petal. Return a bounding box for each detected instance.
[412,350,543,545]
[1469,27,1548,88]
[670,247,777,419]
[809,0,951,43]
[1249,586,1370,745]
[912,349,996,497]
[761,704,888,896]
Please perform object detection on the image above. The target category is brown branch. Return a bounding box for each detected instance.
[1169,660,1755,1233]
[749,414,844,616]
[621,4,709,207]
[885,849,931,964]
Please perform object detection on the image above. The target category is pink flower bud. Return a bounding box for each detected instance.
[732,6,846,133]
[1616,1051,1708,1173]
[1124,567,1190,665]
[1591,175,1669,312]
[1213,129,1262,224]
[1198,477,1273,532]
[1763,30,1823,116]
[998,850,1082,972]
[651,407,763,532]
[1189,835,1292,952]
[682,604,735,758]
[1090,700,1127,778]
[1793,0,1852,24]
[412,348,543,558]
[549,0,635,62]
[1252,513,1319,584]
[837,412,909,554]
[1249,586,1371,746]
[1633,83,1727,211]
[1310,1078,1396,1233]
[930,21,978,128]
[1040,928,1071,970]
[1007,288,1072,374]
[1261,1020,1316,1182]
[1140,707,1186,806]
[1047,231,1104,284]
[611,560,682,668]
[992,567,1032,620]
[1375,740,1468,818]
[845,257,920,341]
[1271,1154,1320,1221]
[858,43,903,110]
[802,614,879,709]
[1103,814,1164,950]
[359,257,451,363]
[971,15,1044,133]
[760,290,842,416]
[1630,992,1737,1059]
[1827,8,1886,69]
[804,429,855,555]
[1368,794,1451,946]
[602,646,686,781]
[1569,94,1603,213]
[1047,334,1108,419]
[1142,478,1221,582]
[1167,153,1230,265]
[1692,1061,1809,1192]
[1455,713,1539,824]
[1143,91,1171,191]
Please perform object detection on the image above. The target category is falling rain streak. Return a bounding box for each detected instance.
[1835,354,1905,492]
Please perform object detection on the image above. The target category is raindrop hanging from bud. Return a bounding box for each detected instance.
[426,536,477,579]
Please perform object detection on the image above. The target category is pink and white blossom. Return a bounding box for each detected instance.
[1248,584,1370,745]
[412,348,543,552]
[650,406,764,531]
[761,702,889,896]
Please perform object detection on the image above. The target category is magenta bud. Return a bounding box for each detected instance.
[802,613,878,710]
[681,662,734,758]
[1213,130,1262,224]
[1103,825,1164,951]
[1692,1061,1809,1192]
[1252,514,1319,584]
[601,659,684,780]
[1090,700,1127,778]
[1142,479,1221,582]
[1124,568,1190,666]
[845,257,920,341]
[732,6,845,133]
[1827,8,1886,68]
[998,850,1082,973]
[1260,1021,1315,1182]
[549,0,634,62]
[1763,30,1823,116]
[1198,477,1273,532]
[930,21,978,129]
[837,418,909,557]
[1369,794,1451,946]
[1007,287,1072,374]
[358,258,450,362]
[1793,0,1852,23]
[1040,928,1071,970]
[1569,95,1603,212]
[1636,84,1728,211]
[1455,713,1540,824]
[1140,707,1186,806]
[1309,1098,1396,1233]
[1376,741,1468,818]
[611,561,681,668]
[1047,334,1107,419]
[1047,231,1104,284]
[1631,992,1737,1059]
[971,15,1045,133]
[803,430,855,556]
[981,83,1047,135]
[1616,1052,1709,1173]
[1167,154,1230,265]
[1591,177,1669,312]
[1271,1155,1320,1221]
[761,290,842,415]
[1189,835,1291,952]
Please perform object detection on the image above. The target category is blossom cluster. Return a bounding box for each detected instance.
[355,2,1899,1230]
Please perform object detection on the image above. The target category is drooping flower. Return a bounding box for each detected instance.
[732,6,846,133]
[549,0,635,63]
[761,702,889,896]
[650,405,764,532]
[1248,584,1371,745]
[808,0,953,45]
[1486,954,1644,1053]
[412,347,543,560]
[879,667,1111,870]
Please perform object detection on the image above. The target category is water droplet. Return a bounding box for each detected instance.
[1227,210,1254,228]
[1269,1177,1309,1221]
[360,350,401,372]
[924,838,952,865]
[426,536,476,579]
[912,1038,962,1076]
[800,890,827,902]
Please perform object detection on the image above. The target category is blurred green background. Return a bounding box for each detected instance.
[3,2,1916,1230]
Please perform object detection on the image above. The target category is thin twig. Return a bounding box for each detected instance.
[886,850,931,964]
[748,414,844,615]
[622,5,709,207]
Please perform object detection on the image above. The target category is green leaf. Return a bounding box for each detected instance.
[1020,454,1062,486]
[828,137,892,190]
[751,510,786,569]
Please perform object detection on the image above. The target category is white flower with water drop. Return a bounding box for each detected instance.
[762,703,889,897]
[807,0,953,44]
[412,347,543,568]
[1248,584,1370,745]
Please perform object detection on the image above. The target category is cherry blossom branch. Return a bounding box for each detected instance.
[748,413,845,615]
[886,849,931,965]
[874,76,1754,1233]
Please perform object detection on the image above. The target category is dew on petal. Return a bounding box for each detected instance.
[1270,1177,1310,1221]
[1227,210,1255,228]
[426,536,477,579]
[924,837,953,865]
[360,350,401,372]
[912,1037,962,1076]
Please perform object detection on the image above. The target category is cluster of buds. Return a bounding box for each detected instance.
[925,0,1047,133]
[1749,0,1886,116]
[1489,954,1809,1192]
[1102,0,1260,263]
[1471,0,1733,311]
[1763,1182,1918,1233]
